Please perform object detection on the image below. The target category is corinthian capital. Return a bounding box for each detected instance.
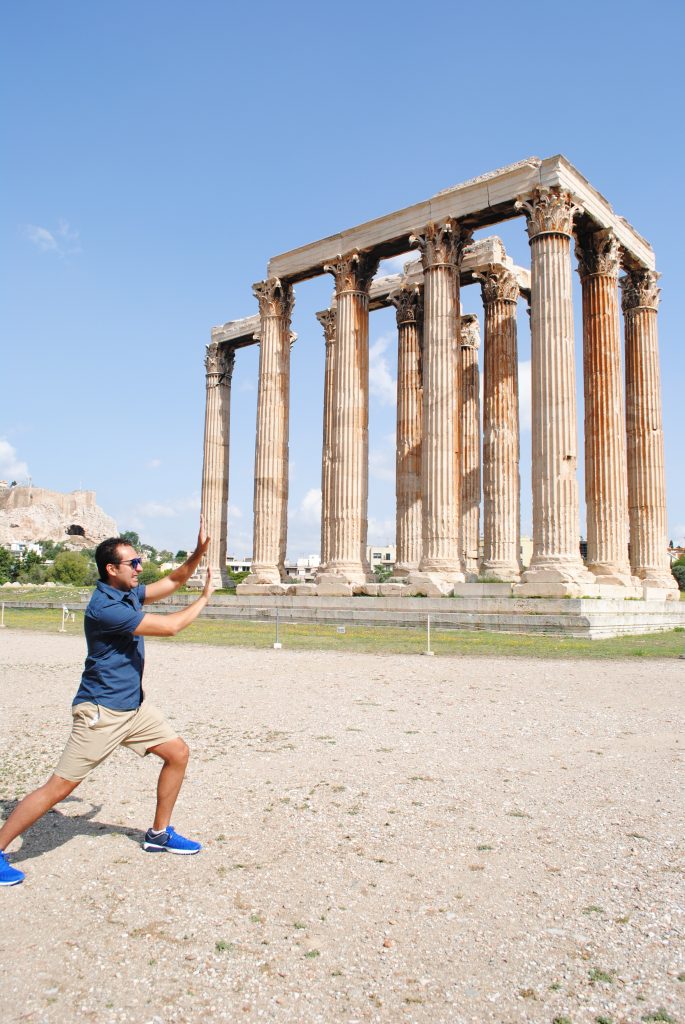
[391,285,423,327]
[516,187,578,240]
[324,250,379,294]
[204,342,236,381]
[620,268,661,312]
[409,218,473,271]
[316,308,337,343]
[460,314,481,350]
[252,277,295,320]
[575,227,620,280]
[475,264,519,305]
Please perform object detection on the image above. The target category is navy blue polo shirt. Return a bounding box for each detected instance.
[73,581,147,711]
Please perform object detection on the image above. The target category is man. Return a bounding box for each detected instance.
[0,518,215,886]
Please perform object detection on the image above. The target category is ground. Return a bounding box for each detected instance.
[0,631,683,1024]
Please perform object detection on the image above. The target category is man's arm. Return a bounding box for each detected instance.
[143,515,211,603]
[134,567,214,638]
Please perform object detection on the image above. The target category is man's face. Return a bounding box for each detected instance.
[107,544,142,592]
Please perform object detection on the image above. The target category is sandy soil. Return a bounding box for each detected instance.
[0,630,683,1024]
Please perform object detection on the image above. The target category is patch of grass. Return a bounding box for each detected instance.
[583,905,604,915]
[215,939,233,953]
[293,922,306,930]
[596,1017,613,1024]
[476,843,493,851]
[677,973,685,982]
[553,1017,572,1024]
[549,982,562,991]
[589,968,615,984]
[642,1011,675,1023]
[4,605,685,660]
[304,949,320,959]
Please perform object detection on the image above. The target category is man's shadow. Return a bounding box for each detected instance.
[0,797,145,864]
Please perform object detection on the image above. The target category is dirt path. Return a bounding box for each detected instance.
[1,631,683,1023]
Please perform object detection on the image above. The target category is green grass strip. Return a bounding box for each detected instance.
[2,607,684,659]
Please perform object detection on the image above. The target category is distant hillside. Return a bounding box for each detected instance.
[0,483,117,547]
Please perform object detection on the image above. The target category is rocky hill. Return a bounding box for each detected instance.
[0,484,117,548]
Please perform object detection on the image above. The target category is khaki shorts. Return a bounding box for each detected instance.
[55,701,178,782]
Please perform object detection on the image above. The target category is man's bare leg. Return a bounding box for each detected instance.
[147,737,190,830]
[0,774,80,852]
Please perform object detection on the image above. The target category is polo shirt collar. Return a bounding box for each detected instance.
[96,580,133,602]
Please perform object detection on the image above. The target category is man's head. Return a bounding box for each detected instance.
[95,538,143,591]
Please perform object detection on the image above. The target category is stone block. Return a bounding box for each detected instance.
[235,583,293,596]
[453,582,514,598]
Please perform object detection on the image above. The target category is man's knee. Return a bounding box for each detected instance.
[44,774,81,803]
[152,737,189,767]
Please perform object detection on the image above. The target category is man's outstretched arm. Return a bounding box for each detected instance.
[134,567,214,638]
[143,515,211,603]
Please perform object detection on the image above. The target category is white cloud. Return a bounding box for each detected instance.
[369,334,396,406]
[131,494,201,520]
[227,504,242,520]
[670,523,685,546]
[376,252,417,277]
[300,488,322,523]
[519,359,531,432]
[0,439,29,481]
[24,219,81,257]
[146,458,162,470]
[368,516,395,545]
[369,448,394,483]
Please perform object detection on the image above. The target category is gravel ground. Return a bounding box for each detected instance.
[0,630,683,1024]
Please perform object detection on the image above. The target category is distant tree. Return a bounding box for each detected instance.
[121,530,141,548]
[175,550,188,561]
[158,549,174,563]
[141,543,158,562]
[373,565,394,583]
[17,550,47,584]
[139,562,163,585]
[0,546,16,585]
[37,539,67,560]
[227,569,248,584]
[49,551,94,587]
[672,556,685,591]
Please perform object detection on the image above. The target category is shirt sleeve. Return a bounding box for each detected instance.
[95,599,145,636]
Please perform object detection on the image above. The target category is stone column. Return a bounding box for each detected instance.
[319,250,379,587]
[409,219,471,589]
[515,187,595,595]
[621,268,676,592]
[575,227,633,586]
[316,307,337,573]
[477,265,521,581]
[195,342,235,588]
[460,314,481,578]
[391,285,423,577]
[242,277,294,588]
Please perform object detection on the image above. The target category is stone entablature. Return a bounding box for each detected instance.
[195,157,675,601]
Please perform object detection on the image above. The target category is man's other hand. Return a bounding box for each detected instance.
[202,566,216,599]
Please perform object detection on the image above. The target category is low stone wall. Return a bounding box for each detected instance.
[3,592,683,639]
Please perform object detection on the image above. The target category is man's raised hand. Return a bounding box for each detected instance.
[196,514,211,558]
[202,566,216,599]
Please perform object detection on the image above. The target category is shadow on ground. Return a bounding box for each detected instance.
[0,797,144,863]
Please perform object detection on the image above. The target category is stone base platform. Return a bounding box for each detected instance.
[149,591,685,639]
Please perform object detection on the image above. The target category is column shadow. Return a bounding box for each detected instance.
[0,797,145,864]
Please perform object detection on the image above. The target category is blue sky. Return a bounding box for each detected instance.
[2,0,684,558]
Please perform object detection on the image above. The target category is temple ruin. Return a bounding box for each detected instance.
[197,156,677,607]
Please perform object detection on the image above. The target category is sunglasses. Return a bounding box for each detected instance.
[119,557,143,570]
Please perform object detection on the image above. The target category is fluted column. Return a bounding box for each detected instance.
[391,285,423,577]
[316,307,337,573]
[196,342,235,588]
[321,251,379,585]
[460,314,481,578]
[477,266,521,581]
[409,219,471,585]
[621,268,676,591]
[244,277,294,586]
[515,187,594,593]
[576,228,633,586]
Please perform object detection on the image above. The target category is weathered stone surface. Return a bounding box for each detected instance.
[0,485,117,547]
[516,187,595,595]
[576,227,633,587]
[191,342,235,589]
[243,278,294,587]
[392,284,423,577]
[477,266,521,582]
[460,314,481,579]
[321,251,379,585]
[621,268,677,592]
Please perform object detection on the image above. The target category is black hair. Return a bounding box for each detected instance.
[95,538,129,581]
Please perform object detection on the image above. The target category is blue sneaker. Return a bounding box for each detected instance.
[143,826,201,855]
[0,850,25,886]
